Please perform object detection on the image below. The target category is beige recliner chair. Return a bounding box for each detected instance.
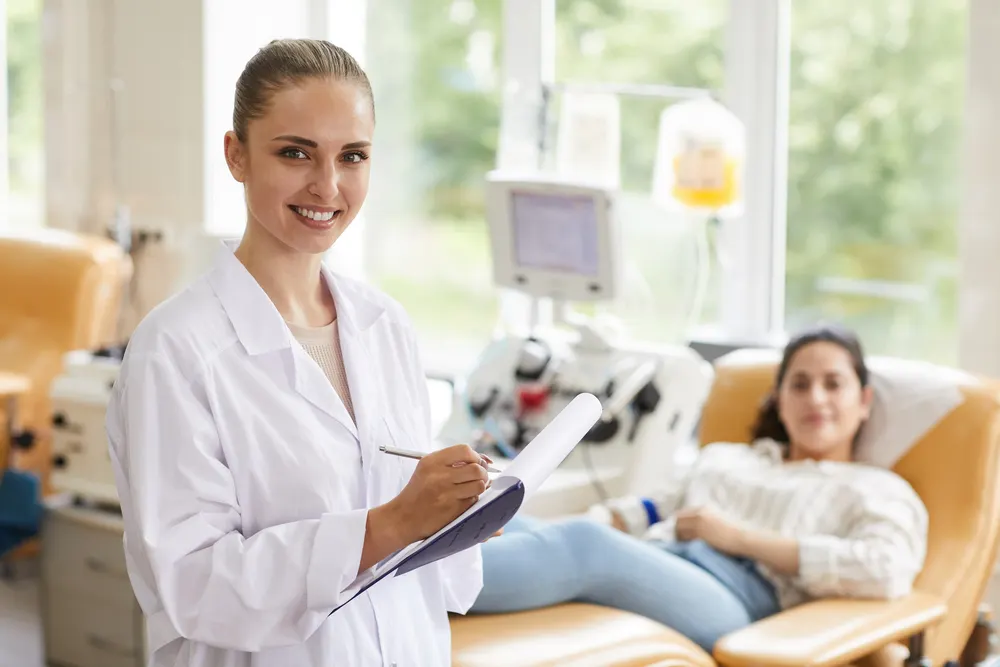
[452,350,1000,667]
[0,228,129,481]
[0,228,130,562]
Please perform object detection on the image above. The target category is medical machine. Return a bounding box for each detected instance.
[48,347,125,505]
[436,172,714,515]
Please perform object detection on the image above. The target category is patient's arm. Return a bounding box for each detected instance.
[730,528,800,575]
[796,496,927,600]
[598,472,692,537]
[713,591,946,667]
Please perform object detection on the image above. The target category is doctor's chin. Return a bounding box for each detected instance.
[2,4,1000,667]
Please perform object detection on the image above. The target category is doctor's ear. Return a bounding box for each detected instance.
[224,131,247,183]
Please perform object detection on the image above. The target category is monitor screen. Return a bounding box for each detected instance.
[510,191,600,277]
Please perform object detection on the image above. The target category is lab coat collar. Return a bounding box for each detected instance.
[207,239,384,356]
[320,264,385,339]
[207,239,386,447]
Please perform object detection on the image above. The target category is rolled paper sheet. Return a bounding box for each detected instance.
[499,392,604,498]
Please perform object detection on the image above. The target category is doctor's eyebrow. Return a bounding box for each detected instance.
[271,135,371,151]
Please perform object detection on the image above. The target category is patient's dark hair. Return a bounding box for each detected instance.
[750,324,869,448]
[232,38,374,142]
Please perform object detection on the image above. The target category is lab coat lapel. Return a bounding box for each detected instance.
[207,240,360,439]
[337,328,379,478]
[325,269,387,480]
[289,344,359,440]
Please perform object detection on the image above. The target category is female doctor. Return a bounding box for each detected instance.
[106,39,491,667]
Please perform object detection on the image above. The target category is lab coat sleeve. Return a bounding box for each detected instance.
[403,323,484,612]
[109,352,368,652]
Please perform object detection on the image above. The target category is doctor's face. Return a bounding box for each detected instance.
[224,77,374,255]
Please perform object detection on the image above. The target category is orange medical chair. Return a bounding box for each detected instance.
[0,228,130,560]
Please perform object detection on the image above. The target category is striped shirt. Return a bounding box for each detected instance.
[606,439,928,609]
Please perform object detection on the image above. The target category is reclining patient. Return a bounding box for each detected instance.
[469,325,929,653]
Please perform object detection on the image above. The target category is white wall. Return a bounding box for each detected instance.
[44,0,205,237]
[958,0,1000,377]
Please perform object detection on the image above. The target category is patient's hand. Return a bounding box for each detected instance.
[675,506,744,555]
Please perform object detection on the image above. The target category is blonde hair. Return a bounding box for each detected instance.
[232,38,374,141]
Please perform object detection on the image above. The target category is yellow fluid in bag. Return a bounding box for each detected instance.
[653,97,745,215]
[671,150,740,209]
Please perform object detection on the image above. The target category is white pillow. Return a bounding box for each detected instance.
[715,349,973,469]
[853,356,971,468]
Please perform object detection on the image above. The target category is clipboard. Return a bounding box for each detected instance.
[330,392,603,614]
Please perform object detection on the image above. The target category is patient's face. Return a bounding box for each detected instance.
[777,341,873,461]
[224,77,374,255]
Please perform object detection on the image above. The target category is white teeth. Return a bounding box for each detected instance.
[293,206,336,222]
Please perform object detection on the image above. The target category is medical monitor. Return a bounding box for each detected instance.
[485,172,621,303]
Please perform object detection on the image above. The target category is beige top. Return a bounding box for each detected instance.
[286,318,356,425]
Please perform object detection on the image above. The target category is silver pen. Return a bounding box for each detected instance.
[379,444,501,473]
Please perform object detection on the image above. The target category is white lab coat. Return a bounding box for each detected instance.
[106,241,483,667]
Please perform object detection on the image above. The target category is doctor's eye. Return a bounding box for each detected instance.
[341,150,369,165]
[278,147,309,160]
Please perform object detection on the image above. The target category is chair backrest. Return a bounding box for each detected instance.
[0,228,129,351]
[0,228,130,484]
[699,351,1000,663]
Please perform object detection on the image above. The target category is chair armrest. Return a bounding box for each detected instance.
[713,591,946,667]
[0,371,31,397]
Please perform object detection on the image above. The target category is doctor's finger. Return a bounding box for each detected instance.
[434,444,482,466]
[445,461,489,484]
[452,478,488,500]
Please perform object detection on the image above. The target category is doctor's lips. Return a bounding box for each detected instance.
[289,205,343,223]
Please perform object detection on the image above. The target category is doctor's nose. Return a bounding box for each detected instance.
[309,162,341,201]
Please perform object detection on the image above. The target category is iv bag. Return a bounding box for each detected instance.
[652,97,744,217]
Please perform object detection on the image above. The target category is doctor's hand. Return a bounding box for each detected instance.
[387,444,490,544]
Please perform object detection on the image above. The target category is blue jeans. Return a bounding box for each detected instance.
[470,514,780,652]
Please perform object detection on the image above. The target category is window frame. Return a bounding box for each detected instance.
[320,0,791,347]
[505,0,792,344]
[717,0,790,342]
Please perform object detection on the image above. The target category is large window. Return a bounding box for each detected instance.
[784,1,967,363]
[5,0,43,228]
[553,0,728,344]
[364,0,503,372]
[363,0,733,371]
